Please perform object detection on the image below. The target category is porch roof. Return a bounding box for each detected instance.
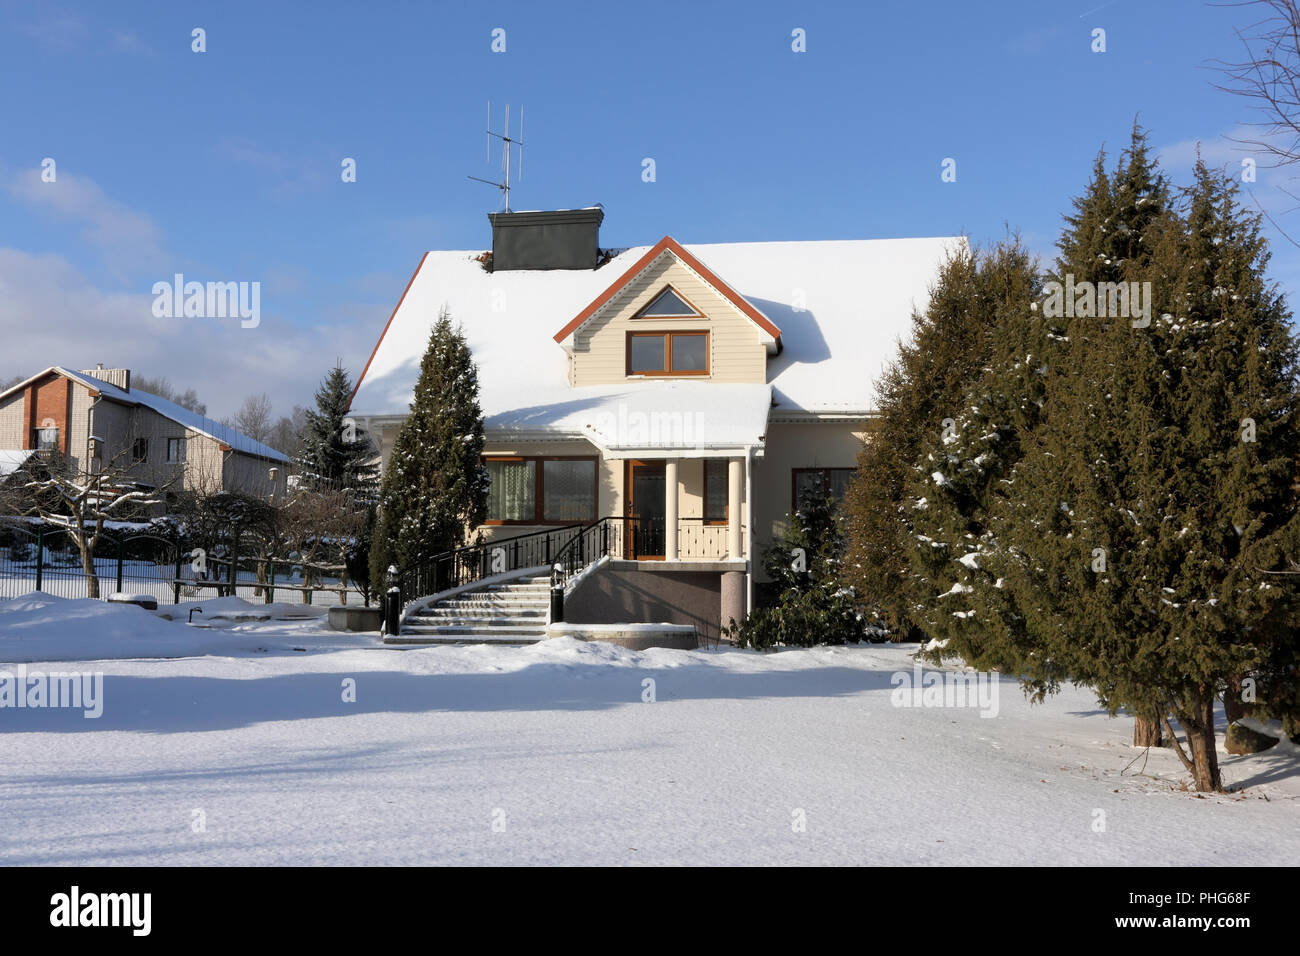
[486,381,771,457]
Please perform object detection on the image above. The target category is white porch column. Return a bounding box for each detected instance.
[727,457,743,559]
[664,458,679,561]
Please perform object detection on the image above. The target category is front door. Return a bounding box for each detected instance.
[626,460,666,559]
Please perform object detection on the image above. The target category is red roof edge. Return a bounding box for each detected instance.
[552,236,783,344]
[349,252,430,411]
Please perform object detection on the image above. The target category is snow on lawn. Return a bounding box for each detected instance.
[0,606,1296,865]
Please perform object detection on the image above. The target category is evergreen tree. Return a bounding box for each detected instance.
[945,135,1300,791]
[298,364,378,493]
[842,242,1015,638]
[369,310,489,587]
[729,492,875,649]
[900,239,1046,669]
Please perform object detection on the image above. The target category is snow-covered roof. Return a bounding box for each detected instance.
[0,368,290,463]
[0,449,33,477]
[489,381,771,454]
[350,236,963,426]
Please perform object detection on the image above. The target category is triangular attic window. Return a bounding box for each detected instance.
[636,286,700,317]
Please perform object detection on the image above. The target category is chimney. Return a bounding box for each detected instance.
[80,366,131,391]
[487,207,603,271]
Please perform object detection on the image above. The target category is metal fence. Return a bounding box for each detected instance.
[0,524,367,606]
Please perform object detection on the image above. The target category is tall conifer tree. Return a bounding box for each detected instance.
[369,310,488,586]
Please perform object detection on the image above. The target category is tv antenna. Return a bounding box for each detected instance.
[468,102,524,212]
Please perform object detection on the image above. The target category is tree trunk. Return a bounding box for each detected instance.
[1181,691,1223,793]
[80,539,100,599]
[1134,713,1163,747]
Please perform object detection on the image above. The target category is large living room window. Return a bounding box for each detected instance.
[485,456,597,524]
[792,467,855,511]
[627,331,709,376]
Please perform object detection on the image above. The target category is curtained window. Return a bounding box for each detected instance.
[486,460,535,521]
[485,457,596,523]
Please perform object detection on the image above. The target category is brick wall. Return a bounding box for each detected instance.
[24,375,73,453]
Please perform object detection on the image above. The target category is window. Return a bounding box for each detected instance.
[132,438,149,464]
[167,437,187,464]
[486,459,535,521]
[704,459,728,523]
[627,331,709,376]
[485,457,596,524]
[34,427,58,451]
[634,286,701,318]
[792,467,856,511]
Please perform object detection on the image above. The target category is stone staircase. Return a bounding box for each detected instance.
[385,573,551,645]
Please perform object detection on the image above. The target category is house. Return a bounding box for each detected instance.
[349,208,962,641]
[0,366,290,500]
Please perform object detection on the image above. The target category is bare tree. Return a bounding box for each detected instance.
[234,393,274,446]
[22,445,174,598]
[131,374,208,416]
[1214,1,1300,241]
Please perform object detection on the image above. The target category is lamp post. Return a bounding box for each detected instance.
[384,564,401,636]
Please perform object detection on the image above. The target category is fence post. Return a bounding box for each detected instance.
[35,530,44,592]
[115,537,124,594]
[268,560,275,604]
[173,546,182,604]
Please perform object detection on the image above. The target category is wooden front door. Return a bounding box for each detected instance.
[626,460,666,559]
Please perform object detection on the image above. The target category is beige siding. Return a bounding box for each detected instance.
[0,391,25,448]
[752,421,867,578]
[571,253,768,386]
[184,433,226,493]
[223,451,287,499]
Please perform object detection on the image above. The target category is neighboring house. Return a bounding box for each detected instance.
[350,208,961,639]
[0,366,289,501]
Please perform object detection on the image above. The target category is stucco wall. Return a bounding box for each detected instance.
[752,420,867,576]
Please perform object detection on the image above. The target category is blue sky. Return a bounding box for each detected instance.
[1,0,1295,419]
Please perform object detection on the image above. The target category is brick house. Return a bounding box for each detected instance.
[0,366,289,500]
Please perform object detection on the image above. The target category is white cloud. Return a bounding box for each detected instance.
[0,248,386,421]
[6,169,166,276]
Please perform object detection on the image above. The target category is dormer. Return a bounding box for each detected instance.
[553,236,781,387]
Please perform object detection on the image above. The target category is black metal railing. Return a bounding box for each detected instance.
[400,524,586,605]
[396,516,745,626]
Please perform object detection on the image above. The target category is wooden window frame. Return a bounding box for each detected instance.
[167,437,187,464]
[791,467,856,512]
[626,330,710,376]
[703,458,728,525]
[483,455,599,526]
[132,438,149,464]
[633,284,705,320]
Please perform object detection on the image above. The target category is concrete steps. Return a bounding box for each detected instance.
[388,574,552,644]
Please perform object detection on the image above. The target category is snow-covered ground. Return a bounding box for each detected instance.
[1,595,1296,866]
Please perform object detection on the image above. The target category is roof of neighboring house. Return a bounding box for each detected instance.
[0,368,291,463]
[0,449,33,477]
[349,235,965,424]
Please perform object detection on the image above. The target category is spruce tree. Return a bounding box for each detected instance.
[369,310,489,587]
[299,364,379,493]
